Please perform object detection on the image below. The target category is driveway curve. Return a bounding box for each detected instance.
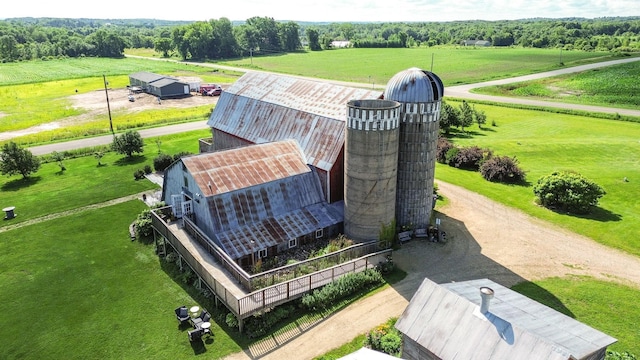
[221,181,640,360]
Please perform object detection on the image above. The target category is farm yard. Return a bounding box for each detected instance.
[1,46,640,359]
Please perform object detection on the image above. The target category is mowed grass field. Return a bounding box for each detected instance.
[0,130,247,359]
[475,60,640,109]
[219,47,618,86]
[437,102,640,256]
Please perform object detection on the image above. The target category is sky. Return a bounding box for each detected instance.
[2,0,639,23]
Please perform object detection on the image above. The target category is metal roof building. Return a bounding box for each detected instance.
[161,140,343,265]
[395,278,616,360]
[129,71,189,99]
[207,71,382,203]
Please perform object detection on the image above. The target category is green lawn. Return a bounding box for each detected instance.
[0,201,242,360]
[220,47,618,86]
[0,129,209,227]
[436,102,640,256]
[474,60,640,109]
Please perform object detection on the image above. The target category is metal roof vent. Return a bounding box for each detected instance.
[480,287,494,314]
[384,67,444,103]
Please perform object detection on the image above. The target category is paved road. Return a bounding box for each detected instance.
[27,56,640,156]
[446,56,640,117]
[28,121,209,156]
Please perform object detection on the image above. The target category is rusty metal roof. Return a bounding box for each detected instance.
[215,201,343,260]
[207,72,382,172]
[182,139,309,197]
[201,163,342,259]
[395,278,616,360]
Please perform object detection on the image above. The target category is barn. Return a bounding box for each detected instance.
[395,278,617,360]
[161,139,343,268]
[128,71,190,99]
[206,71,382,204]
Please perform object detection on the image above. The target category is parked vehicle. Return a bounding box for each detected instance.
[200,84,222,96]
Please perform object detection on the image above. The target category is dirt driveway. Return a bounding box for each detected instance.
[223,181,640,360]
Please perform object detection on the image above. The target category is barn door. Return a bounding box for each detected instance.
[171,194,183,218]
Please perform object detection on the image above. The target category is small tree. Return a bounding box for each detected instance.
[533,171,605,214]
[439,101,459,134]
[112,130,144,158]
[94,150,105,166]
[0,142,41,179]
[51,151,66,172]
[458,100,474,132]
[473,107,487,129]
[480,155,526,183]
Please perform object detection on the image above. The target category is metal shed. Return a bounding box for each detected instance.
[128,71,189,99]
[207,71,382,203]
[395,278,616,360]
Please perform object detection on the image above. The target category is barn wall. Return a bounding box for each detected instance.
[329,148,345,203]
[160,82,189,98]
[401,336,440,360]
[213,129,252,151]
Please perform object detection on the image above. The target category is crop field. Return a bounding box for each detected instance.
[437,101,640,257]
[219,47,617,86]
[475,61,640,109]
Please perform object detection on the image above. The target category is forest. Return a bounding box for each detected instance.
[0,16,639,62]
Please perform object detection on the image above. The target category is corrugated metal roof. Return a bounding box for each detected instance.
[129,71,166,83]
[215,201,343,259]
[384,67,444,103]
[182,139,309,197]
[150,77,185,88]
[395,278,616,360]
[207,72,382,172]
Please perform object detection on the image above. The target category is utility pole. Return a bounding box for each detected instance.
[103,75,114,138]
[250,48,253,66]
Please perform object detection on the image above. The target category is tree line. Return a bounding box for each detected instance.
[1,16,639,62]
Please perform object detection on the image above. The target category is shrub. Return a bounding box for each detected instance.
[449,145,487,170]
[143,164,152,174]
[300,269,384,311]
[444,147,459,166]
[480,155,526,183]
[436,137,455,163]
[364,319,402,356]
[533,171,606,214]
[606,351,637,360]
[243,304,296,338]
[133,169,146,180]
[225,313,239,329]
[153,153,173,172]
[173,151,192,161]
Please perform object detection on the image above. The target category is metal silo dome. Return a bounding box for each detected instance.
[384,67,444,103]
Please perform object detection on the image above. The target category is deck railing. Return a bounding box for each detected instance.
[151,207,392,318]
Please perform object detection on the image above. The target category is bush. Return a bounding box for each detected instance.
[480,155,526,183]
[225,313,238,328]
[449,145,487,170]
[143,164,152,174]
[444,147,459,166]
[606,351,637,360]
[173,151,192,161]
[243,304,296,338]
[133,169,145,180]
[436,137,455,163]
[364,319,402,356]
[533,171,606,214]
[153,153,174,172]
[300,269,384,311]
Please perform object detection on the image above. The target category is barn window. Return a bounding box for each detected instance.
[183,176,188,187]
[315,229,324,239]
[258,249,267,259]
[288,238,297,249]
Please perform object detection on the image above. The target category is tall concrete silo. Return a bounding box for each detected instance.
[385,68,444,230]
[344,99,402,242]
